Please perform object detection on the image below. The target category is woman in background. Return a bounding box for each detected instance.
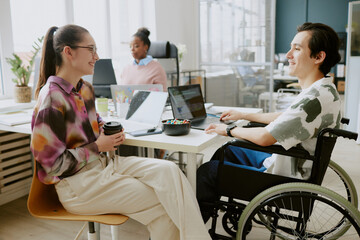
[31,24,210,240]
[120,27,167,91]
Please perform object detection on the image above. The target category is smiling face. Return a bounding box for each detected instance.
[286,31,319,79]
[130,36,148,62]
[71,33,99,76]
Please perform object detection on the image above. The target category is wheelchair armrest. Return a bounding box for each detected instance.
[219,139,314,162]
[244,118,350,129]
[243,121,267,128]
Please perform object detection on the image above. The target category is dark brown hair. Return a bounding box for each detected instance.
[297,22,341,76]
[133,27,151,49]
[35,24,89,98]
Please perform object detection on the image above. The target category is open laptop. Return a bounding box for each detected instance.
[168,84,233,130]
[110,84,162,113]
[92,59,117,98]
[119,90,168,133]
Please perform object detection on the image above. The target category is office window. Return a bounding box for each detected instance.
[10,0,67,53]
[199,0,275,110]
[200,0,272,67]
[9,0,67,89]
[6,0,155,92]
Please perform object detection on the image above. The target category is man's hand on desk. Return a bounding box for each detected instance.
[219,109,243,121]
[205,123,228,136]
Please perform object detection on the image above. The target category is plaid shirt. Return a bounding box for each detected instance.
[31,76,103,184]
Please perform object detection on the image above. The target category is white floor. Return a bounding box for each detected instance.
[0,135,359,240]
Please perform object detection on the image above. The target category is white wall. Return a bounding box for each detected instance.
[344,1,360,141]
[0,0,15,98]
[154,0,199,70]
[344,57,360,132]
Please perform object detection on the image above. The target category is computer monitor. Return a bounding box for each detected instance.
[92,59,117,98]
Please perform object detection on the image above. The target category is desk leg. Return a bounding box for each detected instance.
[147,147,154,158]
[186,152,197,192]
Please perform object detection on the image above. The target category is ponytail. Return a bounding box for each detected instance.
[35,26,58,99]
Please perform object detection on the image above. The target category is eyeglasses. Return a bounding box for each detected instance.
[70,45,97,56]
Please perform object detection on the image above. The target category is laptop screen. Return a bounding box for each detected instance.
[168,84,207,121]
[125,90,168,126]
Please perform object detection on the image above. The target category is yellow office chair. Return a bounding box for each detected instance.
[27,161,129,240]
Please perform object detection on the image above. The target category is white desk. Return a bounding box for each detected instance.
[104,106,262,190]
[0,104,262,194]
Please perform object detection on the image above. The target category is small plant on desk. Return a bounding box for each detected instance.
[6,36,43,103]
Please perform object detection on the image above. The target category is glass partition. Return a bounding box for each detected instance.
[200,0,276,111]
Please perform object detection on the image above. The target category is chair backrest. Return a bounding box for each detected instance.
[27,162,71,218]
[148,41,179,86]
[92,59,117,98]
[309,127,358,185]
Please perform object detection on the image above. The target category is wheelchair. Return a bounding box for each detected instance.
[205,120,360,239]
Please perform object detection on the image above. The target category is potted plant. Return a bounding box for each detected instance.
[6,37,43,103]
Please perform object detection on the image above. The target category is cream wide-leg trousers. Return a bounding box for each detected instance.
[55,154,210,240]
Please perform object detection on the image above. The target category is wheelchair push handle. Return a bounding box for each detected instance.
[341,117,350,125]
[318,128,358,141]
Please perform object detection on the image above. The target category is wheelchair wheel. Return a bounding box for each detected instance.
[222,211,240,237]
[221,203,251,237]
[237,182,360,240]
[323,160,358,207]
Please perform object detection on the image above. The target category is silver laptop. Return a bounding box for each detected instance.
[110,84,163,113]
[168,84,233,130]
[119,90,168,133]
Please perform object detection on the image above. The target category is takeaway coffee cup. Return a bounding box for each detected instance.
[102,121,123,161]
[103,121,123,135]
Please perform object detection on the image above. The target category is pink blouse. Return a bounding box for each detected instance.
[120,60,167,91]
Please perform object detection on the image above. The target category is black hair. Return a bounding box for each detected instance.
[133,27,151,48]
[297,22,341,76]
[35,24,89,98]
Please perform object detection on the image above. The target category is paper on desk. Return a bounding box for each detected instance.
[0,99,36,114]
[0,111,32,126]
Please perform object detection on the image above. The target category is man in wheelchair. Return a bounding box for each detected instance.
[196,22,357,239]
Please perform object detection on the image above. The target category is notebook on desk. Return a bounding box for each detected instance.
[118,90,168,133]
[0,99,36,114]
[168,84,233,130]
[0,111,32,126]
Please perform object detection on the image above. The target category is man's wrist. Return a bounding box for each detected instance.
[226,125,237,137]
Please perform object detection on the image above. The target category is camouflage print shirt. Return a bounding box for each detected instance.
[30,76,103,184]
[264,77,341,179]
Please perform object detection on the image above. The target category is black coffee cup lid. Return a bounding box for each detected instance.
[104,121,122,130]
